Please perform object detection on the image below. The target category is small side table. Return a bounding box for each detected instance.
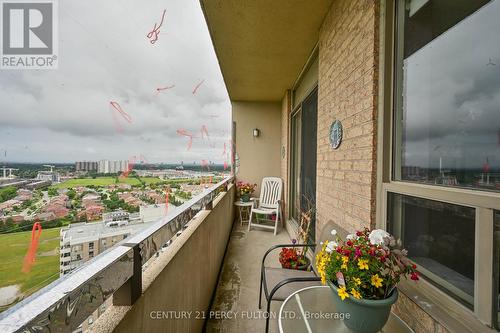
[234,201,253,226]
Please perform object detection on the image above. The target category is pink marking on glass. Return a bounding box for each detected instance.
[22,222,42,273]
[109,101,132,132]
[155,84,175,95]
[121,155,137,179]
[177,129,197,150]
[192,79,205,94]
[147,9,166,44]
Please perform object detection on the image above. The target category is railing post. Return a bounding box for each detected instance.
[205,199,213,210]
[113,245,142,306]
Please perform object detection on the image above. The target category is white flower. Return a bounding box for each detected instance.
[368,229,391,245]
[346,234,357,240]
[330,229,337,236]
[325,241,338,253]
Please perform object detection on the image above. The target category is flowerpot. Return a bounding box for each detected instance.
[327,281,398,333]
[280,257,310,271]
[240,194,250,202]
[296,256,310,271]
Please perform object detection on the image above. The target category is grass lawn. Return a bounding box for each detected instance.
[0,227,61,299]
[52,176,164,189]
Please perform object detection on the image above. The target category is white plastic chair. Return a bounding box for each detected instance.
[248,177,282,235]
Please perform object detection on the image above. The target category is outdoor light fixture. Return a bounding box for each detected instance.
[253,128,260,137]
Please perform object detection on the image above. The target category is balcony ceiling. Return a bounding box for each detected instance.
[200,0,332,102]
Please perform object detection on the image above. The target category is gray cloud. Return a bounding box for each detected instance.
[0,0,230,163]
[401,1,500,168]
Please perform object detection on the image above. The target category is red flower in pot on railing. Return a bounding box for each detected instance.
[279,239,310,270]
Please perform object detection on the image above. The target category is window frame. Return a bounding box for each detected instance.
[377,0,499,328]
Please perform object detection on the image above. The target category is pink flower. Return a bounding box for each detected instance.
[355,247,362,258]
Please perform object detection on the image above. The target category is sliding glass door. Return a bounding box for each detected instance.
[290,87,318,242]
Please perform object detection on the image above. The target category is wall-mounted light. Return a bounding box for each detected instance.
[253,128,260,137]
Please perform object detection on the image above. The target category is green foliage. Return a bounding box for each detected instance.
[0,218,65,234]
[0,186,17,203]
[47,188,58,197]
[67,189,76,200]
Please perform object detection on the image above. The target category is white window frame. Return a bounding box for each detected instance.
[376,0,499,329]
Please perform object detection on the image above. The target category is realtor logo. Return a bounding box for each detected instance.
[1,0,58,69]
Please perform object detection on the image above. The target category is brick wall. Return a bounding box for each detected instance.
[315,1,451,332]
[316,0,379,234]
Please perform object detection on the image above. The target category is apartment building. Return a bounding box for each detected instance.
[75,161,98,172]
[59,221,152,276]
[97,160,129,174]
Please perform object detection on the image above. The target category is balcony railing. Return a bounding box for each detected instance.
[0,176,233,333]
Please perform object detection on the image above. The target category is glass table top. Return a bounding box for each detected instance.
[279,286,413,333]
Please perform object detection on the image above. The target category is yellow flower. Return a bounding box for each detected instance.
[358,259,369,270]
[338,286,350,301]
[315,243,331,285]
[351,288,362,299]
[341,263,348,270]
[342,256,349,264]
[371,274,383,288]
[353,277,361,286]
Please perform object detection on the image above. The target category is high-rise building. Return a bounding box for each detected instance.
[97,160,128,174]
[75,161,98,172]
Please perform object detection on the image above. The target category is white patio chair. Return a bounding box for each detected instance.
[248,177,282,235]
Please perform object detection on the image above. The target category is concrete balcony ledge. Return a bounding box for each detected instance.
[90,184,236,333]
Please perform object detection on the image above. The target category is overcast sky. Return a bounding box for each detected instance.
[0,0,231,164]
[402,0,500,169]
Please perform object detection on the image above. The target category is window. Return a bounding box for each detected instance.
[388,193,475,306]
[290,109,302,222]
[289,87,318,243]
[394,0,500,192]
[386,0,500,326]
[89,242,94,249]
[89,251,94,258]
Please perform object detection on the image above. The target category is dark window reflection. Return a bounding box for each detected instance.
[396,0,500,192]
[388,193,475,306]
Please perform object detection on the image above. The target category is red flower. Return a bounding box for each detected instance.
[346,240,353,247]
[412,264,417,269]
[410,272,419,281]
[356,231,363,237]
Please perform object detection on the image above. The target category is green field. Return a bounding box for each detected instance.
[51,176,164,189]
[0,227,61,307]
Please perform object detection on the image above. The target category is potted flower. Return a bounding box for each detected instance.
[279,239,310,270]
[316,228,419,333]
[236,181,256,202]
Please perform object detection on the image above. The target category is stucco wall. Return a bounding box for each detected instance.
[233,101,282,196]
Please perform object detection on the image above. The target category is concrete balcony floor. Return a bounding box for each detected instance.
[206,222,290,333]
